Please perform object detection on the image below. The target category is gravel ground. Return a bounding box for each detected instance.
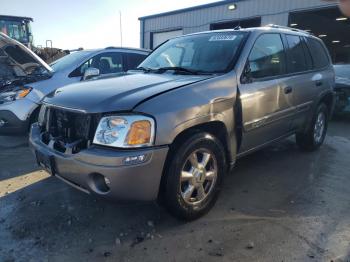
[1,114,350,262]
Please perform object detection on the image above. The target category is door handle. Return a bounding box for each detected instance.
[315,81,323,87]
[284,86,293,94]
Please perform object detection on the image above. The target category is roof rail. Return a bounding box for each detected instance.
[266,24,311,35]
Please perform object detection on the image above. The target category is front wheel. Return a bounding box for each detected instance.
[296,103,329,151]
[163,132,227,221]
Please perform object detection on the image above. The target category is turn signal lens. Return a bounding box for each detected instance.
[18,88,32,98]
[126,120,152,146]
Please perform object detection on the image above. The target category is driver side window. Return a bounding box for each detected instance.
[70,52,123,78]
[247,34,286,80]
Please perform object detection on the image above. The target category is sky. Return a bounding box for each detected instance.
[2,0,219,50]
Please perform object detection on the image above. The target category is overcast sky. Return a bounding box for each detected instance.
[2,0,218,50]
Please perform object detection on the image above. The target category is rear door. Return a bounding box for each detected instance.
[238,33,294,153]
[283,35,332,131]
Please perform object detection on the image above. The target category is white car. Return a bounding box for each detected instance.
[0,32,149,135]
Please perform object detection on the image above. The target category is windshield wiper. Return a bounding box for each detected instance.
[135,66,154,73]
[136,66,214,75]
[154,67,199,75]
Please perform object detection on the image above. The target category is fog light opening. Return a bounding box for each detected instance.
[91,173,110,194]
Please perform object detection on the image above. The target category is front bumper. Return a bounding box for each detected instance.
[0,99,38,135]
[29,124,169,201]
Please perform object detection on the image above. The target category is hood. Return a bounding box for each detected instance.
[0,32,52,89]
[44,72,213,113]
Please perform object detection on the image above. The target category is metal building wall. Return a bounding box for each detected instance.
[140,0,337,49]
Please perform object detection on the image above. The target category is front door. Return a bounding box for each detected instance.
[238,33,294,153]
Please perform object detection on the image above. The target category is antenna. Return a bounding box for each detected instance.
[119,11,123,47]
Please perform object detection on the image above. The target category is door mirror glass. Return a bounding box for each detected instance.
[83,67,100,81]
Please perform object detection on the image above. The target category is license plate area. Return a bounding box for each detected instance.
[36,150,56,175]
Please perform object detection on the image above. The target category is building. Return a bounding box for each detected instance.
[139,0,350,63]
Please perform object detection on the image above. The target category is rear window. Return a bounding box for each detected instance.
[306,38,330,69]
[286,35,308,73]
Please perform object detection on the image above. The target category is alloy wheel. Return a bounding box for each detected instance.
[180,149,218,205]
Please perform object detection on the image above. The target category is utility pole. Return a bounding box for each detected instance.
[119,11,123,47]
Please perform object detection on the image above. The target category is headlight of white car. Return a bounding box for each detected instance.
[0,87,32,104]
[93,115,155,148]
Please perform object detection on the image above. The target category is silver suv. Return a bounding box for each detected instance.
[30,26,335,220]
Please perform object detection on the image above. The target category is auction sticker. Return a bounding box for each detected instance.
[209,34,237,41]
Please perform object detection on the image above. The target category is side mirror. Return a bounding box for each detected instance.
[241,62,253,84]
[83,67,100,81]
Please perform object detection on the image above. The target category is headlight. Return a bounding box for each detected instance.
[93,115,155,148]
[0,87,32,103]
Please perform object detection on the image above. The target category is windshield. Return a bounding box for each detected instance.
[1,44,50,79]
[0,20,29,44]
[334,65,350,79]
[50,51,91,72]
[139,31,247,74]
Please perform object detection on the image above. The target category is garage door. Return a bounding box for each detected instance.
[210,17,261,30]
[289,7,350,64]
[152,29,183,49]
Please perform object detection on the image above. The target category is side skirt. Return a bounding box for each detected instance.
[236,131,296,160]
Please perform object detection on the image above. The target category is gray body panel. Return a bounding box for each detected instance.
[44,73,213,113]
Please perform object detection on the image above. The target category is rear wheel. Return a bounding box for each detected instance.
[163,132,226,220]
[296,103,329,151]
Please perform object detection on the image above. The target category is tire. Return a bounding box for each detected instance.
[296,103,329,151]
[163,132,226,221]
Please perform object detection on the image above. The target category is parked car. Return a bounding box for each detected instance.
[0,32,149,135]
[334,64,350,112]
[30,26,335,220]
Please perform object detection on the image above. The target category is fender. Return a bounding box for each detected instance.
[134,73,239,165]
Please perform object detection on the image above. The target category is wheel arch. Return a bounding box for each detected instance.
[157,120,235,200]
[318,90,336,116]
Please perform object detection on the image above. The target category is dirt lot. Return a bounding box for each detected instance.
[1,114,350,262]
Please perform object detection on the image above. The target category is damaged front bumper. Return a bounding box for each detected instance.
[29,123,169,201]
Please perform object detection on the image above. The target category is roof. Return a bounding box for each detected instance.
[139,0,243,20]
[66,47,150,55]
[0,15,33,22]
[104,46,151,53]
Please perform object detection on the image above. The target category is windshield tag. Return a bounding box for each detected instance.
[209,35,237,41]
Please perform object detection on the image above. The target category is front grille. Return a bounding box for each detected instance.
[40,105,99,153]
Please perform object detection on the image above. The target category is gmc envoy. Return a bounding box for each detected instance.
[30,26,335,220]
